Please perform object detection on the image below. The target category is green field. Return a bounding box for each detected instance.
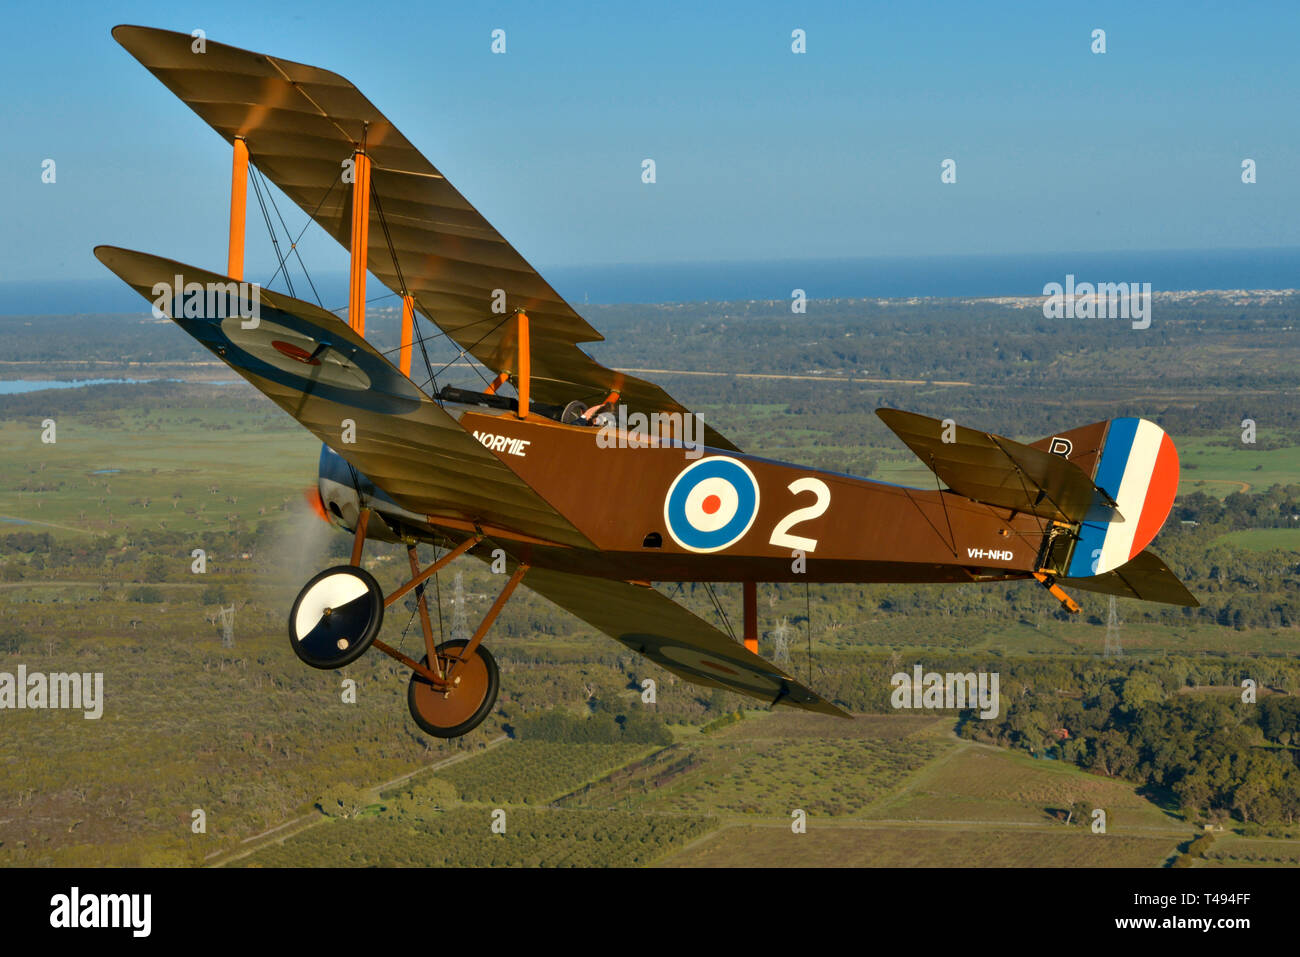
[1200,833,1300,867]
[231,708,1273,869]
[864,743,1177,828]
[1215,528,1300,552]
[238,807,715,868]
[0,392,317,538]
[1177,438,1300,497]
[414,741,650,805]
[658,825,1179,868]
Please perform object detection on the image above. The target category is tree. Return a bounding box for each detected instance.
[318,783,369,819]
[1231,772,1280,824]
[1119,673,1164,713]
[1173,772,1211,819]
[142,555,169,583]
[1091,730,1139,778]
[1008,706,1050,753]
[1067,799,1092,826]
[0,625,31,655]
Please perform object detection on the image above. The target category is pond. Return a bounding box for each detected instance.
[0,378,179,394]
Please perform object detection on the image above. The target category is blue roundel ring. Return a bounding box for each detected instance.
[170,295,424,416]
[663,456,760,553]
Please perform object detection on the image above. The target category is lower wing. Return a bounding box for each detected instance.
[522,567,849,717]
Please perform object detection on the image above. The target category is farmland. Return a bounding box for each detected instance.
[3,289,1300,867]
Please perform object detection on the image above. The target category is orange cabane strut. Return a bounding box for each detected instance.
[399,294,415,377]
[348,150,372,336]
[515,309,530,418]
[227,136,248,280]
[482,311,531,413]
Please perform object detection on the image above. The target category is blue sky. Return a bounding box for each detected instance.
[5,0,1300,283]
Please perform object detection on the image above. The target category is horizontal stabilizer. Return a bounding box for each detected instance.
[1059,549,1199,607]
[876,409,1121,524]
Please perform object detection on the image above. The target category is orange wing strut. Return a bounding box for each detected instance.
[485,371,510,395]
[227,137,248,281]
[399,294,415,377]
[743,581,758,654]
[515,309,530,418]
[348,150,372,335]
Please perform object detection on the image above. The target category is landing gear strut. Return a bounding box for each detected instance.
[287,507,529,737]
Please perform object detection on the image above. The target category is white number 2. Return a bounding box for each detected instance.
[768,477,831,552]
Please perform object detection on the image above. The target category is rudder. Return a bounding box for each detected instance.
[1056,418,1180,576]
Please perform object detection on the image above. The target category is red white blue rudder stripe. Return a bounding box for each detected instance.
[1067,417,1180,577]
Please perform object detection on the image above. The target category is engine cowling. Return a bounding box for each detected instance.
[316,444,404,542]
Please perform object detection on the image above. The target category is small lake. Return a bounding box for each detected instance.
[0,378,245,395]
[0,378,178,394]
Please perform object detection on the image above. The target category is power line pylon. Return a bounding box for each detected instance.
[1104,595,1123,658]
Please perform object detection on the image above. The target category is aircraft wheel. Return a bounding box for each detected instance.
[407,639,499,738]
[288,565,384,669]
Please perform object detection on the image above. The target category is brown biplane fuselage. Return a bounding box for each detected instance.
[403,403,1049,588]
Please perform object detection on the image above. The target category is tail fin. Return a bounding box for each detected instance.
[879,409,1184,580]
[1034,418,1180,577]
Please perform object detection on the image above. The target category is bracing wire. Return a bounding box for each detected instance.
[704,582,738,644]
[248,168,295,300]
[804,581,814,683]
[255,165,324,308]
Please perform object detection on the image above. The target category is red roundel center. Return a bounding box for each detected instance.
[701,494,722,515]
[272,340,322,366]
[700,658,739,676]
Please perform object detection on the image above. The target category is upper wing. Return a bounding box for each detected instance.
[111,24,739,453]
[94,245,593,549]
[877,408,1122,524]
[522,568,849,717]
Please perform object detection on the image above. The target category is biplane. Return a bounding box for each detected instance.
[96,26,1197,737]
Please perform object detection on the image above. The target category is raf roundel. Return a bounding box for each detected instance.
[663,456,760,553]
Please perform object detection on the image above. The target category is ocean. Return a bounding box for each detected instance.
[3,247,1298,316]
